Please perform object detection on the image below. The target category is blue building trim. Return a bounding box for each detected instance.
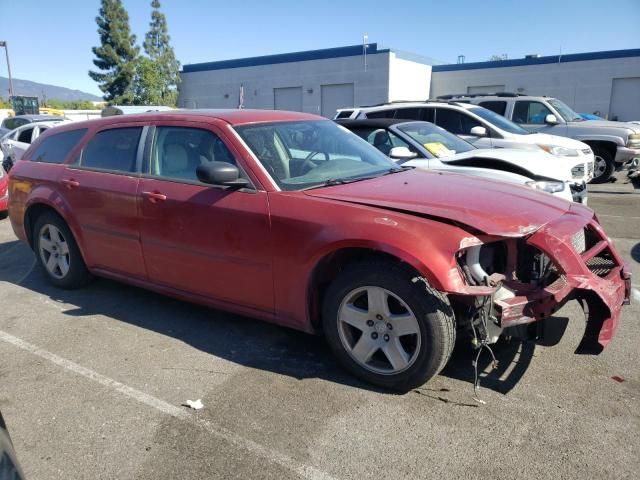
[183,43,390,73]
[432,48,640,72]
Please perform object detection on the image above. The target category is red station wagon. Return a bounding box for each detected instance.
[7,110,631,391]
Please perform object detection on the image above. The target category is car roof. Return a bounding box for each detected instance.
[53,109,324,132]
[349,101,474,113]
[336,118,415,128]
[12,114,65,122]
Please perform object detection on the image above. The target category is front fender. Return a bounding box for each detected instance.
[573,134,625,147]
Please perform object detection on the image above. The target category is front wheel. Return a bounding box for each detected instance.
[322,261,455,392]
[590,148,615,184]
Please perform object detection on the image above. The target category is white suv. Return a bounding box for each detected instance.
[335,101,595,185]
[438,93,640,183]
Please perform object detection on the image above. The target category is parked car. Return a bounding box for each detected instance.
[335,101,596,183]
[0,163,8,217]
[337,118,589,204]
[1,120,70,172]
[440,93,640,183]
[8,110,631,391]
[0,114,66,131]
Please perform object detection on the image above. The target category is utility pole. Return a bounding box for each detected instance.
[0,41,14,98]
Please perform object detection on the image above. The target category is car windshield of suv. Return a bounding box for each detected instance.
[548,99,583,122]
[468,107,530,134]
[235,120,402,190]
[396,122,475,157]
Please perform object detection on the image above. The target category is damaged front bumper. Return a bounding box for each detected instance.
[457,206,631,353]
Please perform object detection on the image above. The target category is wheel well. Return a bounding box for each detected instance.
[24,203,63,249]
[307,248,417,331]
[583,140,616,158]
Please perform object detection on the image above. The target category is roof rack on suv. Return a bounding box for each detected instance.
[437,92,525,99]
[358,99,464,108]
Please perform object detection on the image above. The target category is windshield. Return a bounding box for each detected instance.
[548,99,583,122]
[235,120,401,191]
[468,107,530,135]
[396,122,475,157]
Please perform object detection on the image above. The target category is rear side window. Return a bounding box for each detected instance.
[479,101,507,116]
[30,129,88,164]
[366,109,396,119]
[81,127,142,172]
[335,110,353,119]
[2,118,27,130]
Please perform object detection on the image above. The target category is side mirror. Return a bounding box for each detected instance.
[196,161,249,188]
[469,126,487,137]
[389,146,417,160]
[544,114,559,125]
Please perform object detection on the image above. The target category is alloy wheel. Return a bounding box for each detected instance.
[337,286,421,375]
[593,155,607,179]
[38,224,70,279]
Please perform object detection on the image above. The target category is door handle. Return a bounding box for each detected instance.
[142,191,167,203]
[61,178,80,189]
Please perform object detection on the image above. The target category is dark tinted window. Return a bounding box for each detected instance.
[1,118,27,130]
[17,127,35,143]
[479,101,507,116]
[435,108,481,134]
[393,108,423,120]
[151,127,236,182]
[30,129,87,164]
[82,127,142,172]
[335,110,353,119]
[366,109,396,119]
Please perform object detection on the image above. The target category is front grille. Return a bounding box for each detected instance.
[585,249,616,277]
[571,163,586,179]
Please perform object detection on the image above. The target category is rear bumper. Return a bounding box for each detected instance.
[496,211,629,351]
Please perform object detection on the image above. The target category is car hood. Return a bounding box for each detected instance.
[304,169,571,237]
[442,148,576,181]
[526,133,590,149]
[570,119,640,133]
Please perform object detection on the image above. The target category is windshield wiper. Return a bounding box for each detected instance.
[302,167,412,191]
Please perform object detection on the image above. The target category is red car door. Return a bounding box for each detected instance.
[137,121,274,313]
[60,124,147,278]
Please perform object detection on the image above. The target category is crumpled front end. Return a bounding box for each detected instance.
[454,205,631,352]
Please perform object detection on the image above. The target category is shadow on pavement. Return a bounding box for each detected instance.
[0,238,543,396]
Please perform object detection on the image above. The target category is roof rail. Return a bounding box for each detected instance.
[359,99,463,108]
[437,92,524,99]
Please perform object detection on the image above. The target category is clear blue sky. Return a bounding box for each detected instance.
[0,0,638,97]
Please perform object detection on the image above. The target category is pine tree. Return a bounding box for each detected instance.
[140,0,180,105]
[89,0,139,104]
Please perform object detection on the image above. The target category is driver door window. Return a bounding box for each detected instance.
[150,127,236,182]
[17,127,35,144]
[513,101,552,125]
[434,109,481,135]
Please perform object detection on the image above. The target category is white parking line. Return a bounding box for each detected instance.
[0,330,337,480]
[633,288,640,303]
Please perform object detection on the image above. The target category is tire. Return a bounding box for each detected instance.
[590,147,615,184]
[322,261,455,392]
[33,212,91,289]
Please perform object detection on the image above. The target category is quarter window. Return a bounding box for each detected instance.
[30,129,87,164]
[82,127,142,172]
[151,127,236,182]
[366,109,396,119]
[513,101,552,124]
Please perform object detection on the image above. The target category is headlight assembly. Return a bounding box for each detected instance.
[537,144,579,156]
[525,180,566,193]
[627,133,640,148]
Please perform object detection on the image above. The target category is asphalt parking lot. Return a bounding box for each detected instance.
[1,173,639,480]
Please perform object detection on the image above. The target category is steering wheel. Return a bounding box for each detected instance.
[301,151,328,175]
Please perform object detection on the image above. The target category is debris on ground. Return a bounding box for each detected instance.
[182,399,204,410]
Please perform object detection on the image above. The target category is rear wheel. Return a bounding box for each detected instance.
[33,212,91,289]
[322,261,455,392]
[591,147,615,183]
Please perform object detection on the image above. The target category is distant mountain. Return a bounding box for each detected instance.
[0,76,102,101]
